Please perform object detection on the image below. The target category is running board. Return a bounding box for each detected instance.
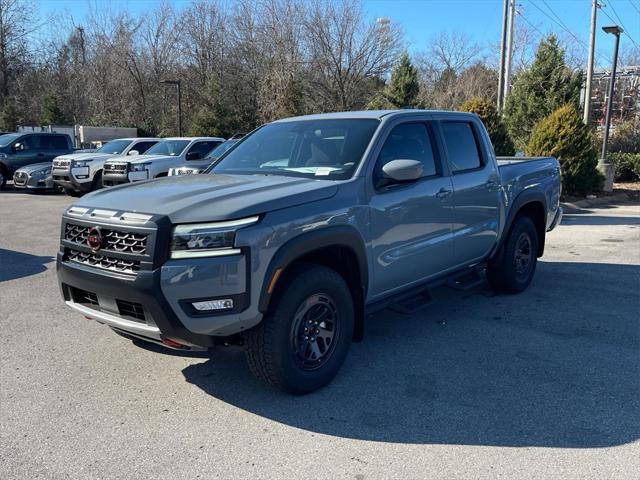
[446,268,485,291]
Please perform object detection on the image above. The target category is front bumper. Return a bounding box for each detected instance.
[13,171,54,190]
[57,250,259,348]
[52,166,92,192]
[103,170,148,186]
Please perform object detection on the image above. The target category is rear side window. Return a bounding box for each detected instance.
[188,141,220,158]
[441,122,482,172]
[44,136,68,149]
[376,123,438,178]
[133,141,157,153]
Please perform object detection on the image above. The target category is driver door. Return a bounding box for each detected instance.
[369,121,455,298]
[10,135,42,171]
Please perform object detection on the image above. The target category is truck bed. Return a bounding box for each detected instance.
[497,156,561,230]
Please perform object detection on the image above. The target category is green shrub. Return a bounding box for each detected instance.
[609,152,640,182]
[526,104,603,195]
[459,98,515,155]
[608,119,640,154]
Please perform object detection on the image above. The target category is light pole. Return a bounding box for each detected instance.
[599,25,623,192]
[160,79,182,136]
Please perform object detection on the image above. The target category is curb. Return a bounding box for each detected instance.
[561,192,635,210]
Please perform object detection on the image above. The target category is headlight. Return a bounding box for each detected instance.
[170,216,259,259]
[33,167,51,176]
[73,159,93,167]
[130,163,150,172]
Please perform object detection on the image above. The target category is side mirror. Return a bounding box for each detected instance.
[186,151,201,161]
[380,159,423,184]
[128,150,139,156]
[12,142,24,151]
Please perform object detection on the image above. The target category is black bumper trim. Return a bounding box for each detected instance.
[57,255,215,347]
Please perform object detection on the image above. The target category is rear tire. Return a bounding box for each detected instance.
[245,264,354,394]
[487,216,539,294]
[65,188,82,197]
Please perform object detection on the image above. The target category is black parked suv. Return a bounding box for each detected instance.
[0,133,74,189]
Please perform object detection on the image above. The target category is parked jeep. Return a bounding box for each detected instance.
[0,133,74,189]
[102,137,224,186]
[52,138,159,195]
[57,110,562,393]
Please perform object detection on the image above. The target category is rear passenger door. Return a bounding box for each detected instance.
[439,120,501,265]
[43,135,71,161]
[369,120,455,298]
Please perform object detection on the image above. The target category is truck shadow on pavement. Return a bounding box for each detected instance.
[182,260,640,448]
[0,248,54,282]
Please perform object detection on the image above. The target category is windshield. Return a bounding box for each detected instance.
[210,119,379,179]
[206,139,238,159]
[0,133,20,147]
[96,139,133,155]
[145,140,190,156]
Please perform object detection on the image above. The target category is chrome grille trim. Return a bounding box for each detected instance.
[64,223,149,255]
[65,248,141,274]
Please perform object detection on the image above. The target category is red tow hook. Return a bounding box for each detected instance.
[162,337,188,349]
[84,316,93,320]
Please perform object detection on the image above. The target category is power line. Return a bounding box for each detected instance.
[628,0,640,16]
[600,2,640,49]
[527,0,609,69]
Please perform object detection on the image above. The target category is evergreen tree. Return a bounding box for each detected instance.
[503,35,582,150]
[41,94,68,125]
[459,98,515,155]
[526,104,602,195]
[368,52,419,109]
[188,77,237,137]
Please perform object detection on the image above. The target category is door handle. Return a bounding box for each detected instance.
[436,187,452,200]
[485,180,499,190]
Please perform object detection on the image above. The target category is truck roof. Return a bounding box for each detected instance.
[272,110,477,123]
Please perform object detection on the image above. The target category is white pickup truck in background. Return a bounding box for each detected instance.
[52,138,159,195]
[102,137,224,186]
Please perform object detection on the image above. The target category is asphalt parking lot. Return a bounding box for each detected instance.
[1,189,639,479]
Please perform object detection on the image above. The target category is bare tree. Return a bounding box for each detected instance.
[303,0,403,111]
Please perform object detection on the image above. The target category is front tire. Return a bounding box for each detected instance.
[0,166,7,190]
[487,216,539,294]
[245,265,354,394]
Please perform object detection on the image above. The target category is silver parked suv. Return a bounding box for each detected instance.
[52,138,158,195]
[57,110,562,393]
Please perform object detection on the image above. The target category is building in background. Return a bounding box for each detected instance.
[583,65,640,129]
[16,125,138,148]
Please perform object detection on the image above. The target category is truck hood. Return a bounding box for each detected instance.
[56,152,115,162]
[106,154,175,164]
[76,173,339,223]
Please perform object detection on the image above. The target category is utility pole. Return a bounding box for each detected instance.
[600,25,623,192]
[497,0,510,114]
[583,0,599,125]
[502,0,516,110]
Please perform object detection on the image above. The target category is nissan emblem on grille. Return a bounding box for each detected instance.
[86,227,103,251]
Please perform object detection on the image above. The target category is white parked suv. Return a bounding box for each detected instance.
[102,137,224,186]
[52,138,158,195]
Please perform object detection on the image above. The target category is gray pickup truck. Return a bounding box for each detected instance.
[56,110,562,393]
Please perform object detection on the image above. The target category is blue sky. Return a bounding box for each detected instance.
[38,0,640,68]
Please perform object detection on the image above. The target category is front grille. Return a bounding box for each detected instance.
[70,287,99,306]
[116,300,146,322]
[66,248,141,274]
[104,163,128,174]
[13,172,28,186]
[64,224,148,255]
[53,159,71,169]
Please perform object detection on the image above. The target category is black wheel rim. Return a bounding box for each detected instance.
[291,293,339,370]
[514,232,533,280]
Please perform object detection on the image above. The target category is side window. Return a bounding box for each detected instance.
[133,141,157,153]
[376,123,438,179]
[15,136,40,150]
[46,136,68,149]
[441,122,482,173]
[187,141,218,159]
